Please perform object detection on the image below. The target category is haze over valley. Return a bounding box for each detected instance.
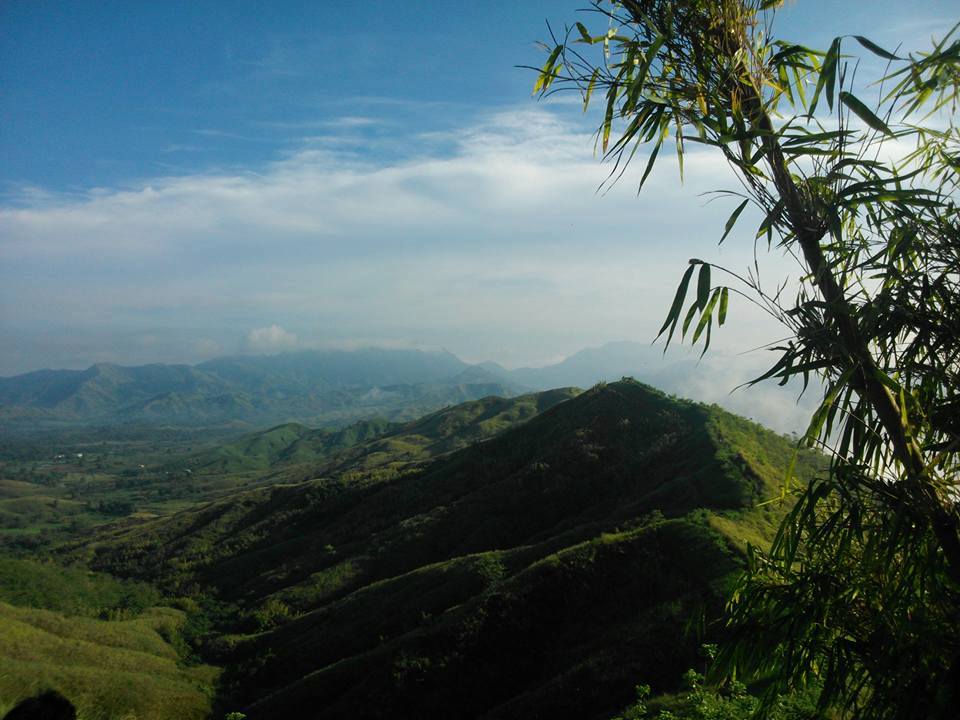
[0,343,815,435]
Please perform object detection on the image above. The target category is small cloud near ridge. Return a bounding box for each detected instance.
[241,325,300,353]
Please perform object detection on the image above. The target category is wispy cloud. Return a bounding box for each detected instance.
[252,116,384,131]
[189,128,286,143]
[159,144,211,154]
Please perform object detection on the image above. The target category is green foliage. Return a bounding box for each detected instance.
[247,597,293,633]
[534,2,960,717]
[184,418,398,475]
[0,554,225,717]
[612,668,820,720]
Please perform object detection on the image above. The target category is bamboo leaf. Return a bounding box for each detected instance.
[575,22,593,44]
[533,44,563,94]
[781,146,841,157]
[811,37,840,114]
[720,199,750,245]
[781,129,850,146]
[718,287,729,325]
[696,263,711,310]
[825,39,839,111]
[583,67,600,112]
[601,86,616,152]
[840,91,895,137]
[692,289,720,344]
[747,350,795,387]
[656,263,695,347]
[853,35,900,60]
[640,34,666,87]
[756,199,785,246]
[681,301,699,338]
[700,314,713,357]
[638,137,663,190]
[793,64,807,107]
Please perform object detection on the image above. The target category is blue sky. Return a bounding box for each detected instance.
[2,0,569,192]
[1,0,956,381]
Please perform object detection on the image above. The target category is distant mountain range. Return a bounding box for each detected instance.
[0,342,815,432]
[0,348,518,430]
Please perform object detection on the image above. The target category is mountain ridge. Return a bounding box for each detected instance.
[72,379,822,718]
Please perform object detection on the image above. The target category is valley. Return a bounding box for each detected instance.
[0,367,822,719]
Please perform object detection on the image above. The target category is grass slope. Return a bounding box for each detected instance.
[77,380,820,718]
[0,602,218,720]
[0,554,218,719]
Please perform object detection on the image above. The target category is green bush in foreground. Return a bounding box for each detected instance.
[614,669,819,720]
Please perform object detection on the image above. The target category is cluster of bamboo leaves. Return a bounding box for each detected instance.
[533,1,959,717]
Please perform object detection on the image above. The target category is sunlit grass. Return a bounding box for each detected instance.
[0,602,217,720]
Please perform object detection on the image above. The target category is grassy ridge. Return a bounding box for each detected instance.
[0,389,581,556]
[181,388,580,482]
[77,389,584,598]
[75,380,821,717]
[183,417,398,475]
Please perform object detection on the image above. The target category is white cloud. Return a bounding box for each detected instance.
[241,325,300,353]
[0,106,802,385]
[0,108,729,258]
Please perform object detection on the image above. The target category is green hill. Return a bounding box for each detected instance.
[0,390,576,552]
[0,555,217,719]
[179,388,580,481]
[318,387,583,479]
[76,380,821,718]
[183,418,399,475]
